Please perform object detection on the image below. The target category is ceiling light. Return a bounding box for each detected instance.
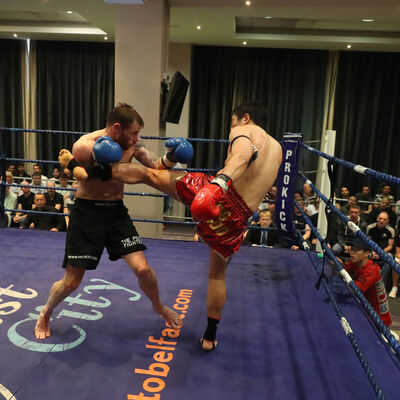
[66,11,73,14]
[362,19,374,22]
[347,44,352,49]
[104,36,108,40]
[245,1,251,6]
[243,41,247,45]
[264,16,272,19]
[196,25,201,30]
[13,33,18,38]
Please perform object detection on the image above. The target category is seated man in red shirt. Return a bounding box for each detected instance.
[342,237,392,328]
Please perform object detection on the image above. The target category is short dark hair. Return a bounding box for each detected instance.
[107,103,144,130]
[32,172,41,178]
[232,101,268,128]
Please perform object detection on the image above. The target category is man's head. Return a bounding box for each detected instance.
[107,103,144,150]
[268,185,277,199]
[376,211,390,229]
[361,185,371,196]
[53,167,61,179]
[347,195,357,207]
[380,196,391,210]
[20,180,30,194]
[34,193,46,210]
[231,102,268,129]
[7,163,16,175]
[33,164,42,174]
[349,237,370,265]
[16,163,25,174]
[31,172,42,186]
[47,181,56,195]
[341,187,350,198]
[349,205,361,222]
[259,210,273,227]
[5,171,13,184]
[59,173,69,188]
[382,185,391,195]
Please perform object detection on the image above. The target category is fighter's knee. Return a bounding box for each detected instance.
[134,264,153,279]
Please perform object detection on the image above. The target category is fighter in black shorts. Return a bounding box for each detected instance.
[34,103,193,340]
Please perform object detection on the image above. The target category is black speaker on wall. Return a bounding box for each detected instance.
[161,71,189,124]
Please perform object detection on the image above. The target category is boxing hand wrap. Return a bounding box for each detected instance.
[67,158,82,173]
[162,137,194,168]
[92,136,122,165]
[84,165,112,181]
[190,174,232,221]
[210,174,232,193]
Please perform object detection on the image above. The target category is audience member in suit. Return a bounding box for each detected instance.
[244,210,279,246]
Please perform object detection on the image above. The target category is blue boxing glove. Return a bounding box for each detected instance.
[162,137,194,168]
[92,136,122,165]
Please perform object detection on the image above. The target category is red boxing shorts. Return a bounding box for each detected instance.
[176,173,253,259]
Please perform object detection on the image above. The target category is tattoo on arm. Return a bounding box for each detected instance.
[134,143,158,168]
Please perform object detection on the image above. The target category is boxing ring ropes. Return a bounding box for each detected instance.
[1,127,400,399]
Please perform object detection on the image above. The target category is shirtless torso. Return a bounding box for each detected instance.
[218,124,282,211]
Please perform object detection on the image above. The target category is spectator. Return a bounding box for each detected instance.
[7,163,17,176]
[375,184,394,204]
[21,193,64,231]
[337,186,351,208]
[257,185,277,212]
[32,163,48,182]
[56,173,72,196]
[340,195,358,217]
[0,182,18,227]
[12,180,35,227]
[14,163,28,183]
[45,181,64,212]
[368,196,396,226]
[30,172,46,194]
[366,211,395,289]
[332,205,367,257]
[63,181,78,228]
[48,166,61,183]
[303,183,317,208]
[341,237,392,327]
[355,185,374,217]
[291,201,311,250]
[6,171,22,196]
[388,238,400,298]
[244,210,279,246]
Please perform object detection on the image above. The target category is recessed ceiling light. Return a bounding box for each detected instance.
[264,16,272,19]
[13,33,18,38]
[245,1,251,6]
[66,11,73,14]
[362,19,374,22]
[104,36,108,40]
[196,25,201,30]
[243,41,247,45]
[347,44,352,49]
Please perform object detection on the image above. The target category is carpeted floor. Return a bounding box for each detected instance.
[0,228,399,400]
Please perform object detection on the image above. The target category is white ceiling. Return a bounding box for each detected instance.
[0,0,399,52]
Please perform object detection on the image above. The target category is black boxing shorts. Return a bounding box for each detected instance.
[63,198,146,270]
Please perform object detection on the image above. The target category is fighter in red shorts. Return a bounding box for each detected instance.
[61,102,282,350]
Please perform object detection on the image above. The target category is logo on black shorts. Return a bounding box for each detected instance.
[121,236,143,248]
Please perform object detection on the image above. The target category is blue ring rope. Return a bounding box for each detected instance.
[300,142,400,186]
[0,127,229,143]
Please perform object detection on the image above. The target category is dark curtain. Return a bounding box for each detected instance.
[0,39,23,158]
[35,41,115,171]
[189,45,328,174]
[333,51,400,197]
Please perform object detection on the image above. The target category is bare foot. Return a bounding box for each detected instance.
[200,338,218,351]
[35,310,51,340]
[58,149,73,169]
[155,305,183,329]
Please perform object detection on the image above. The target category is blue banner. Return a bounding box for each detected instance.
[275,133,303,246]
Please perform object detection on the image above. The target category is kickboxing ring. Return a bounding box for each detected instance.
[0,127,400,400]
